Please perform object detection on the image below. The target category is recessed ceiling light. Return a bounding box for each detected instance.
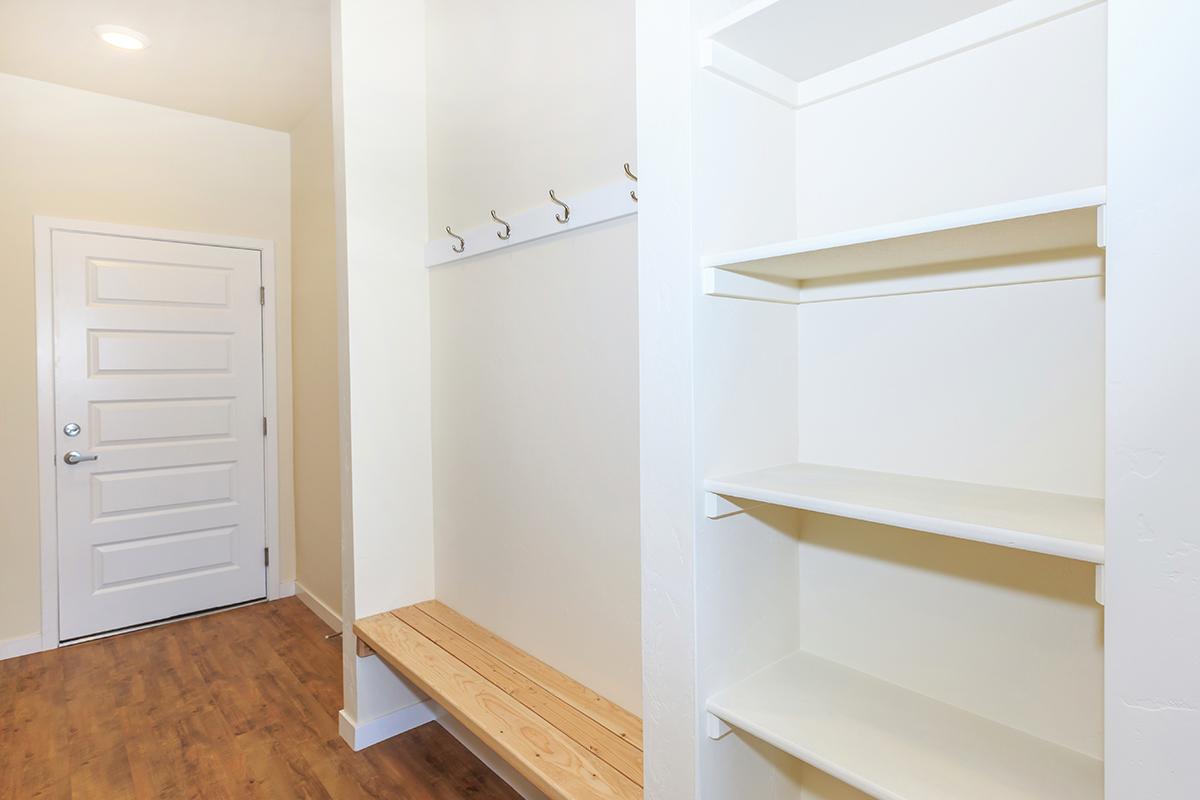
[95,24,150,51]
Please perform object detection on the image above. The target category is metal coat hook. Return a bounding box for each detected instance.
[446,226,465,253]
[490,210,511,240]
[549,189,570,224]
[624,163,638,202]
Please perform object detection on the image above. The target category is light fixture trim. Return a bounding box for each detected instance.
[95,24,150,51]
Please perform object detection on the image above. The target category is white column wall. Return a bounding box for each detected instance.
[636,0,700,796]
[1106,1,1200,796]
[331,0,436,735]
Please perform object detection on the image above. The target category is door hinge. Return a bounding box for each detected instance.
[264,547,270,567]
[262,416,268,436]
[259,286,266,305]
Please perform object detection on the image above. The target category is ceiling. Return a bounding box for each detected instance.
[713,0,1011,83]
[0,0,330,131]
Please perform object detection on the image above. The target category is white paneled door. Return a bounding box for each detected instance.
[53,231,267,641]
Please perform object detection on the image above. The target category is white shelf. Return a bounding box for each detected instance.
[706,650,1103,800]
[704,187,1105,280]
[702,187,1106,304]
[700,0,1101,109]
[704,462,1104,563]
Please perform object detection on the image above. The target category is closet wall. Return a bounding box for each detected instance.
[426,0,641,712]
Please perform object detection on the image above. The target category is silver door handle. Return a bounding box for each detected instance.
[63,451,99,465]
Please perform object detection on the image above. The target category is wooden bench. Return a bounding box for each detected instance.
[353,601,643,800]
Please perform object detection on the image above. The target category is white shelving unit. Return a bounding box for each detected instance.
[706,650,1104,800]
[643,0,1112,796]
[704,462,1104,563]
[703,187,1106,304]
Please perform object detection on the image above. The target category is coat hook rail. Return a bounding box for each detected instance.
[624,163,638,202]
[425,179,638,268]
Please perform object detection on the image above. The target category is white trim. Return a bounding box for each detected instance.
[33,216,283,650]
[277,580,296,598]
[337,702,439,751]
[700,40,800,108]
[260,238,282,603]
[295,581,342,632]
[425,179,638,268]
[436,712,549,800]
[34,217,57,652]
[701,0,1102,109]
[697,0,781,40]
[59,598,267,646]
[0,633,45,662]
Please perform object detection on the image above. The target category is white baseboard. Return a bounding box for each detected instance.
[338,701,439,751]
[0,633,44,662]
[436,712,548,800]
[295,581,342,632]
[277,580,296,599]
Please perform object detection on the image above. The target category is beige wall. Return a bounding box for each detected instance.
[427,0,641,712]
[0,72,294,645]
[291,86,342,618]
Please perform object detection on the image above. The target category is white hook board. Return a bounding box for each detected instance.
[426,179,638,268]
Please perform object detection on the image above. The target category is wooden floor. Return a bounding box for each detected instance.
[0,598,523,799]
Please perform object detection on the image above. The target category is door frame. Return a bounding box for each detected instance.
[33,216,283,649]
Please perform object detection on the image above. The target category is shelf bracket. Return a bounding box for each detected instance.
[703,267,804,304]
[356,637,375,659]
[1094,564,1105,606]
[706,712,732,740]
[705,492,765,520]
[1096,204,1108,248]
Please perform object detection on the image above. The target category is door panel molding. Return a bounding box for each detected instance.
[34,216,281,649]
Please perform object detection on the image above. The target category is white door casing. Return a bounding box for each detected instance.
[43,224,273,641]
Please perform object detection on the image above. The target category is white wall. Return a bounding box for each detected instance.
[794,277,1104,498]
[1107,1,1200,795]
[331,0,434,731]
[0,72,293,648]
[426,1,642,714]
[430,222,640,710]
[792,4,1106,235]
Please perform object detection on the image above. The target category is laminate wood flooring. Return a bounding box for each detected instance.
[0,598,523,799]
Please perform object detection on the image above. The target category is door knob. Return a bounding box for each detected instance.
[63,451,99,465]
